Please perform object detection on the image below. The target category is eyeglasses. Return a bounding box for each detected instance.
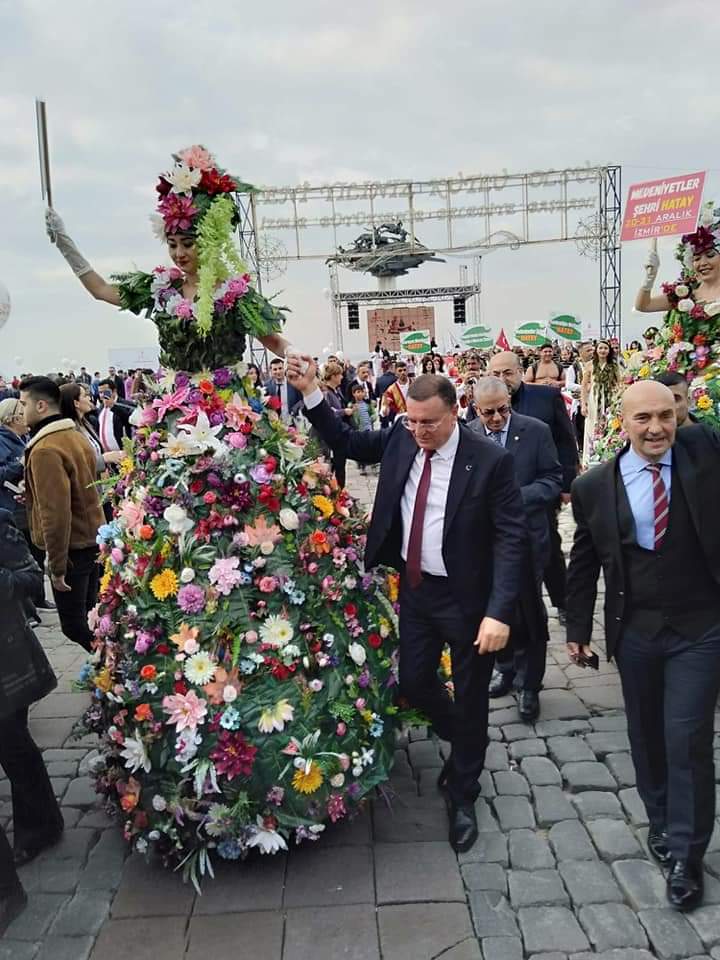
[479,404,510,417]
[402,413,450,433]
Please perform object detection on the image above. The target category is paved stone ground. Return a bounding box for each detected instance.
[3,467,720,960]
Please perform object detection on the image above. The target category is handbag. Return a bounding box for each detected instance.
[0,619,57,719]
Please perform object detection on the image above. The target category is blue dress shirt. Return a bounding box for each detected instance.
[619,446,673,551]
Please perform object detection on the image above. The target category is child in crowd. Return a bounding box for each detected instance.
[349,381,377,476]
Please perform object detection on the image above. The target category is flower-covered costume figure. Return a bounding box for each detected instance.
[594,203,720,459]
[46,147,400,885]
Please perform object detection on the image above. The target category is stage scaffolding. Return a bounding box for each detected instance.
[235,164,623,355]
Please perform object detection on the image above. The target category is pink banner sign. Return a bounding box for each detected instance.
[621,171,706,242]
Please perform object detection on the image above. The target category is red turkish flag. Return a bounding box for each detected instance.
[495,327,510,350]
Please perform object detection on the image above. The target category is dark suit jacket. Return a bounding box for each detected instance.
[566,425,720,659]
[511,382,578,492]
[468,413,562,576]
[374,372,397,400]
[263,378,303,415]
[303,397,527,623]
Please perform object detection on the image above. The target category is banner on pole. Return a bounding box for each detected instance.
[400,329,432,355]
[514,322,547,347]
[621,172,706,242]
[461,325,493,350]
[548,314,582,342]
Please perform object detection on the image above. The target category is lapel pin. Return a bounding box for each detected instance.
[465,463,473,471]
[514,436,519,441]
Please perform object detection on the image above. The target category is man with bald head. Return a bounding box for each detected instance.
[566,380,720,912]
[489,351,579,624]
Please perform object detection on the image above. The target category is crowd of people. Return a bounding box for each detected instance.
[1,142,717,930]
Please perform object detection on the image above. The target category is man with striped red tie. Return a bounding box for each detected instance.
[566,380,720,913]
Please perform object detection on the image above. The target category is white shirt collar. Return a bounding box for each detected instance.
[426,423,460,462]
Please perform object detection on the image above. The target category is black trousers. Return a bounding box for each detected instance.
[399,574,493,806]
[0,825,19,897]
[495,573,549,692]
[0,707,63,886]
[615,623,720,864]
[543,501,566,609]
[52,546,99,652]
[20,528,48,606]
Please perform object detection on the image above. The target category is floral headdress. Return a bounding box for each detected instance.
[677,201,720,271]
[150,146,254,337]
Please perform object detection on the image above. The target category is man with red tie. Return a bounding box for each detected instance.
[566,380,720,912]
[288,358,526,853]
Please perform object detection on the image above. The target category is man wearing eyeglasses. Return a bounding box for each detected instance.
[468,378,562,721]
[288,356,526,854]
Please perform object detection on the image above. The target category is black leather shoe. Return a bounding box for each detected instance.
[13,826,63,867]
[518,690,540,723]
[556,607,567,626]
[449,803,478,853]
[667,859,704,912]
[489,669,514,699]
[36,599,56,611]
[647,826,672,867]
[0,886,27,937]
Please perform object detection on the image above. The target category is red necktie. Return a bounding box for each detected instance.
[646,463,669,549]
[406,450,434,588]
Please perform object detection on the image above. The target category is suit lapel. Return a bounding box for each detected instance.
[672,440,701,536]
[507,415,525,451]
[443,429,476,539]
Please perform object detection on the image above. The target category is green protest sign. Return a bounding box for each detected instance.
[400,329,432,354]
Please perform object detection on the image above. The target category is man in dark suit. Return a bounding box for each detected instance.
[108,366,126,400]
[288,359,526,853]
[566,380,720,912]
[374,359,397,402]
[489,351,579,623]
[263,358,303,422]
[469,378,562,721]
[97,379,133,452]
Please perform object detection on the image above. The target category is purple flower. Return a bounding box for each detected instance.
[346,783,362,799]
[174,372,190,389]
[213,368,232,388]
[177,584,206,614]
[188,388,203,405]
[249,464,273,485]
[209,410,225,426]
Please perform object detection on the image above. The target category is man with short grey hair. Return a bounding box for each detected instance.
[469,378,562,720]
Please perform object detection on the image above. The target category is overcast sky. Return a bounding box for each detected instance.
[2,0,720,375]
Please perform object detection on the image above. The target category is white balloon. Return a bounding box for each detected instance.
[0,281,10,330]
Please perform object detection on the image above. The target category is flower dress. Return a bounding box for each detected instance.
[582,363,621,467]
[80,268,401,884]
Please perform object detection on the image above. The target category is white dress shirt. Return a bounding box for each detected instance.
[305,387,459,576]
[99,407,121,452]
[400,424,460,577]
[619,446,673,551]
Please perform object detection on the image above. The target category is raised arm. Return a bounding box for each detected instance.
[634,242,670,313]
[46,209,121,305]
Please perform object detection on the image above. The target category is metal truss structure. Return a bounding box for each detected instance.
[236,164,623,352]
[333,284,481,304]
[599,166,622,342]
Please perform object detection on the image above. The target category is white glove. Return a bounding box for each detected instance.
[45,208,92,277]
[641,247,660,292]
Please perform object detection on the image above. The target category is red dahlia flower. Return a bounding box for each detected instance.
[199,168,238,195]
[210,730,257,780]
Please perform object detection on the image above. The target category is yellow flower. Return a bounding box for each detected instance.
[387,573,400,603]
[440,649,452,678]
[292,762,323,795]
[94,667,112,693]
[119,457,134,477]
[697,394,712,410]
[160,541,173,559]
[99,556,113,594]
[361,709,374,725]
[638,365,651,379]
[609,417,621,431]
[312,495,334,519]
[150,569,179,600]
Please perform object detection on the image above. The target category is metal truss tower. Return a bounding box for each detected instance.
[599,166,622,342]
[234,191,271,372]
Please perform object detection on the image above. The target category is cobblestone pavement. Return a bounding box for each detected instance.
[3,469,720,960]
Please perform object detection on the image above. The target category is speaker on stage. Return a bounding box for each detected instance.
[453,297,466,324]
[348,302,360,330]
